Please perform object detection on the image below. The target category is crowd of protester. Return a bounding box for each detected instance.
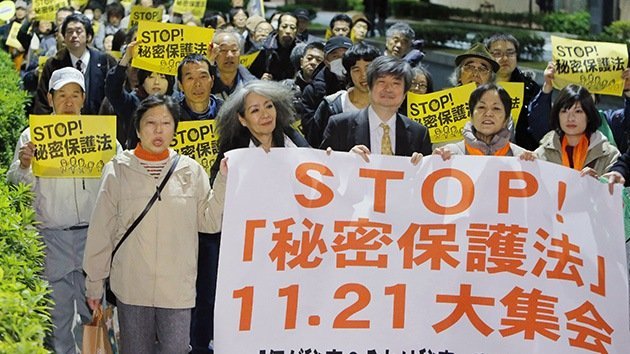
[3,0,630,353]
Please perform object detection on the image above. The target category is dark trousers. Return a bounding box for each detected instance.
[190,233,221,354]
[364,0,388,36]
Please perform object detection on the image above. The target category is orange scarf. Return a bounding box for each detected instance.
[134,143,169,161]
[561,134,589,170]
[465,142,511,156]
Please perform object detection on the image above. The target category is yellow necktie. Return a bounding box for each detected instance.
[380,123,393,155]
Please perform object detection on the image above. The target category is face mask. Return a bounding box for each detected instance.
[329,58,345,79]
[271,19,279,30]
[85,13,94,21]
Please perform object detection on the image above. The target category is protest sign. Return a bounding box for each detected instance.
[498,81,524,123]
[128,5,163,29]
[170,120,219,174]
[133,21,214,76]
[0,1,15,22]
[552,36,628,96]
[239,51,260,69]
[407,83,475,144]
[6,21,23,51]
[172,0,206,19]
[33,0,68,21]
[29,115,116,178]
[407,83,523,144]
[70,0,87,11]
[216,149,630,354]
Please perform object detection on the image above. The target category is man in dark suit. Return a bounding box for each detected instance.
[320,55,431,162]
[33,13,116,115]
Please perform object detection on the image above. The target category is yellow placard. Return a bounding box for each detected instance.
[6,22,23,51]
[38,56,48,77]
[239,51,260,69]
[551,35,629,96]
[407,83,476,144]
[70,0,88,10]
[0,1,16,22]
[128,5,163,29]
[170,120,219,174]
[33,0,69,21]
[29,115,117,178]
[133,21,214,76]
[291,119,303,136]
[107,50,122,60]
[172,0,207,19]
[92,20,100,38]
[497,81,524,124]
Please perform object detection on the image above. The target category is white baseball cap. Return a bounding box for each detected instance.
[49,67,86,92]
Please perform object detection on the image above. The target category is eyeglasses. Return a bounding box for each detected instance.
[490,50,517,59]
[411,82,428,90]
[463,64,491,75]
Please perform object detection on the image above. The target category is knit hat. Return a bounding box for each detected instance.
[455,42,500,73]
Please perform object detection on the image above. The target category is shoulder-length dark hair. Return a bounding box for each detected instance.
[550,84,600,137]
[136,70,176,98]
[217,80,295,151]
[469,83,512,122]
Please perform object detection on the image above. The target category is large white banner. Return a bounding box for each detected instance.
[215,148,630,354]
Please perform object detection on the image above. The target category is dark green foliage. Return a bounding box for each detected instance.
[412,22,545,61]
[540,10,591,36]
[0,171,52,353]
[0,51,30,168]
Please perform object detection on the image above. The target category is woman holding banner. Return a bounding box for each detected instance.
[83,95,225,354]
[433,83,535,159]
[535,84,620,177]
[212,80,309,179]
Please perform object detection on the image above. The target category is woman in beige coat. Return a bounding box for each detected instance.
[83,95,225,353]
[535,84,619,177]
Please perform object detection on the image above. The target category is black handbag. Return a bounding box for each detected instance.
[106,154,180,306]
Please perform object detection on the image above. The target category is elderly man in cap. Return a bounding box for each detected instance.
[294,8,321,43]
[450,42,500,86]
[7,67,111,354]
[301,36,354,136]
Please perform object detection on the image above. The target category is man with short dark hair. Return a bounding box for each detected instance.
[33,13,116,115]
[177,53,223,121]
[329,13,352,38]
[320,56,432,158]
[249,12,300,81]
[177,53,224,354]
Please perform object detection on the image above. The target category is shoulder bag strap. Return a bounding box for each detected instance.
[111,154,180,262]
